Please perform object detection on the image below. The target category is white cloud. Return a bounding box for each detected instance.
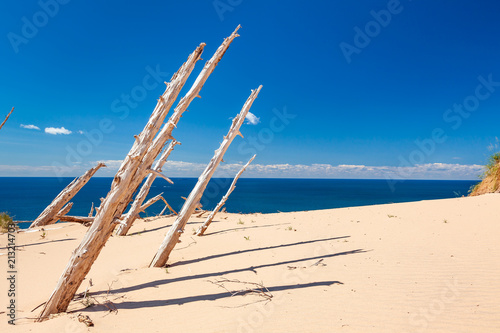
[94,160,124,169]
[245,112,260,125]
[94,160,483,180]
[20,124,40,130]
[78,130,84,134]
[45,127,72,135]
[3,160,483,180]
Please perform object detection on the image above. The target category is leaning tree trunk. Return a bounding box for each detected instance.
[196,154,255,236]
[36,44,205,321]
[115,24,241,236]
[116,140,180,236]
[0,107,14,132]
[150,85,262,268]
[29,163,105,228]
[38,26,241,320]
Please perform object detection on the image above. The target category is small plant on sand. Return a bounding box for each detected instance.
[244,236,250,241]
[387,214,396,218]
[81,295,95,308]
[237,219,244,225]
[443,219,448,223]
[287,226,293,231]
[0,212,16,233]
[40,228,46,239]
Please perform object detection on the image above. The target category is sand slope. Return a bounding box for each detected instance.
[1,194,499,332]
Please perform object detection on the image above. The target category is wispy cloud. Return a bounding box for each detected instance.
[1,160,483,180]
[89,160,483,180]
[245,111,260,125]
[78,130,84,134]
[45,127,72,135]
[20,124,40,130]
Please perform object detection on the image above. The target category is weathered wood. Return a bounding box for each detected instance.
[116,141,180,235]
[37,43,205,320]
[146,169,174,184]
[0,107,14,131]
[150,85,262,267]
[142,24,241,179]
[59,194,161,226]
[57,202,74,218]
[58,215,94,223]
[196,154,255,236]
[160,196,177,215]
[29,163,105,228]
[115,25,240,236]
[138,193,164,213]
[88,202,94,217]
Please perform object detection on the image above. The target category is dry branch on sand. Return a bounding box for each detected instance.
[208,278,273,302]
[29,163,105,228]
[150,85,262,268]
[37,27,242,320]
[196,154,256,236]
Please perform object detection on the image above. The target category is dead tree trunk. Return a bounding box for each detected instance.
[0,107,14,132]
[114,25,241,236]
[37,26,241,319]
[29,163,105,228]
[196,154,255,236]
[116,140,180,236]
[57,202,74,218]
[36,44,205,321]
[150,85,262,267]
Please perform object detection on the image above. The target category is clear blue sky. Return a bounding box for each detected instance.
[1,0,499,179]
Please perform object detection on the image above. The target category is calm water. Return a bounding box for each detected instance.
[0,177,478,229]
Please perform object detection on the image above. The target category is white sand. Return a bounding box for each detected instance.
[1,193,499,332]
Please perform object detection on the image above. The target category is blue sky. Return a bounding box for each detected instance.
[0,0,499,179]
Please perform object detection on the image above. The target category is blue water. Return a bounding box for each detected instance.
[0,177,478,229]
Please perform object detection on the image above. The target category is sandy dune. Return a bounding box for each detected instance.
[1,193,499,332]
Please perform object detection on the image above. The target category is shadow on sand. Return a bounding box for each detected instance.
[171,236,351,267]
[90,248,366,297]
[81,281,343,311]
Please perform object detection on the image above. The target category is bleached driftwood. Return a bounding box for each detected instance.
[59,195,163,226]
[29,163,105,228]
[88,202,94,217]
[38,27,241,319]
[115,25,241,236]
[59,215,94,224]
[196,154,255,236]
[0,107,14,132]
[57,202,74,218]
[116,140,180,236]
[150,85,262,267]
[137,193,164,214]
[37,43,205,320]
[160,196,177,215]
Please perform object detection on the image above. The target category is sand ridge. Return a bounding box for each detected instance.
[1,194,499,332]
